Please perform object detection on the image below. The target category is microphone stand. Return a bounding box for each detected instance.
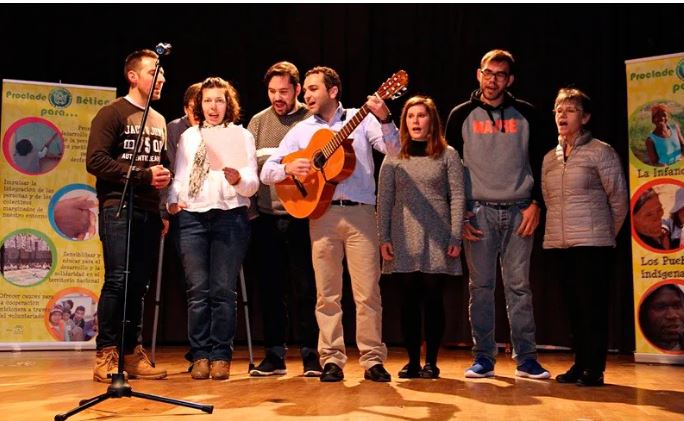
[55,49,212,421]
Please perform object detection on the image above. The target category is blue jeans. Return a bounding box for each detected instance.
[464,201,538,364]
[178,207,250,362]
[96,206,161,352]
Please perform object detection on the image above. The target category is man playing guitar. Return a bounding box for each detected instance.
[260,66,400,383]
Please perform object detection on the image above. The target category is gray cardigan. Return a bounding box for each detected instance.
[541,131,628,249]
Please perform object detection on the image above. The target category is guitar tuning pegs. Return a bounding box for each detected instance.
[391,87,407,100]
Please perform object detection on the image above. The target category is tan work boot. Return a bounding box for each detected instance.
[191,358,210,380]
[93,346,121,383]
[123,345,167,379]
[210,360,230,380]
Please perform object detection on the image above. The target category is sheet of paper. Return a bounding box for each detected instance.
[202,125,248,170]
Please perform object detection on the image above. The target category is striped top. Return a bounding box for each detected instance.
[247,104,311,215]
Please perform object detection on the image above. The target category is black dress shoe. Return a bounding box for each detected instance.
[364,364,391,382]
[398,363,421,379]
[320,363,344,382]
[555,365,581,384]
[419,362,440,379]
[577,369,604,387]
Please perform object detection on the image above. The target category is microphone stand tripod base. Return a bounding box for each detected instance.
[55,372,213,421]
[81,374,132,405]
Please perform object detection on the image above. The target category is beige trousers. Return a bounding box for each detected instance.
[309,204,387,370]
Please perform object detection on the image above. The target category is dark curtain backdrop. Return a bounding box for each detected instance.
[2,4,683,354]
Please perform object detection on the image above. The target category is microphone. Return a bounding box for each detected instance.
[155,42,172,56]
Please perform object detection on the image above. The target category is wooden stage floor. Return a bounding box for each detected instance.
[1,346,683,420]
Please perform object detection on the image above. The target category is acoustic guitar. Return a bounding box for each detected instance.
[275,70,409,219]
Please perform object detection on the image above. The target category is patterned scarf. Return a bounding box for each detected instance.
[188,121,226,198]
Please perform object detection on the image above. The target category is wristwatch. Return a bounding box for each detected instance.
[379,112,393,124]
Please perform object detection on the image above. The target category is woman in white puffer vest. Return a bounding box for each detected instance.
[541,88,628,387]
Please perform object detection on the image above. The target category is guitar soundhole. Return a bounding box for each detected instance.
[312,150,327,170]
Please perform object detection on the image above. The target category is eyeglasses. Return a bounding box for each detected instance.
[480,69,509,82]
[553,106,583,115]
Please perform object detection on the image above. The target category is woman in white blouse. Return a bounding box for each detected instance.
[168,77,258,380]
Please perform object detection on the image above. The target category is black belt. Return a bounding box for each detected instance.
[331,200,360,206]
[471,200,530,209]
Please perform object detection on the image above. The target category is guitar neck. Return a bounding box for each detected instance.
[321,104,371,160]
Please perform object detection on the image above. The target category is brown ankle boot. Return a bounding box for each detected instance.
[93,346,120,383]
[123,345,167,379]
[191,358,210,380]
[210,360,230,380]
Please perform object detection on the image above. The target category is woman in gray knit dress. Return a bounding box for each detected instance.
[378,96,465,378]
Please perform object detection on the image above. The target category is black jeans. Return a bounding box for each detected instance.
[547,246,612,373]
[252,213,318,359]
[396,271,447,365]
[96,206,161,352]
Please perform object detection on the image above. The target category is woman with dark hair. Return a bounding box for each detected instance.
[168,77,258,380]
[377,95,464,379]
[633,188,672,250]
[645,104,684,166]
[542,88,628,386]
[640,284,684,351]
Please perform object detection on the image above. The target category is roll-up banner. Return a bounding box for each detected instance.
[626,53,684,363]
[1,79,115,350]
